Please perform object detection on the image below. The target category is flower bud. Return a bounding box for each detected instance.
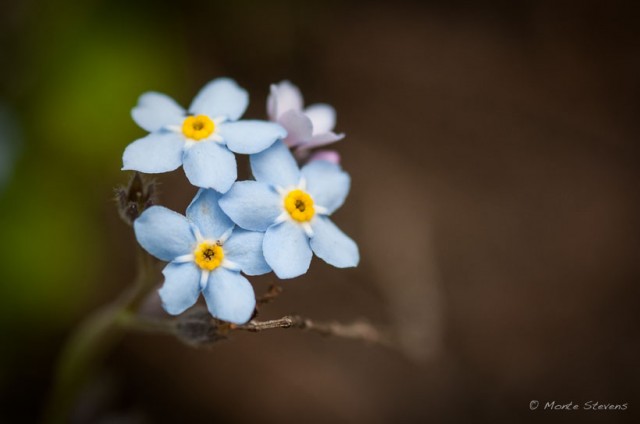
[175,307,227,347]
[115,172,156,225]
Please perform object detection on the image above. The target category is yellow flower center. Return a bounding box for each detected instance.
[182,115,215,140]
[193,241,224,271]
[284,189,315,222]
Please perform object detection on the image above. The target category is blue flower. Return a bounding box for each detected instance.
[219,141,359,279]
[134,189,270,324]
[123,78,287,193]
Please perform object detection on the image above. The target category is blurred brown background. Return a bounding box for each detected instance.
[1,0,639,423]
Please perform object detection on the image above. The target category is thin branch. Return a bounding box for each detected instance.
[122,308,393,348]
[238,316,299,331]
[236,315,393,347]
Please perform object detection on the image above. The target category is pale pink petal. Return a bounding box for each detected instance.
[308,150,341,164]
[298,131,345,150]
[269,81,304,120]
[278,109,313,147]
[267,85,278,121]
[304,103,336,134]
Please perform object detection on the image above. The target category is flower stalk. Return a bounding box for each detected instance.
[43,246,156,424]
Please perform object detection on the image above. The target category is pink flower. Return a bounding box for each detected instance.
[267,81,344,163]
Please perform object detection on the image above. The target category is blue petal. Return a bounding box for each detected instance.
[219,181,282,231]
[183,141,237,192]
[223,229,271,275]
[203,268,256,324]
[122,132,185,173]
[218,121,286,154]
[188,78,249,121]
[158,262,202,315]
[301,160,351,214]
[250,140,300,188]
[186,189,234,240]
[263,221,312,279]
[134,206,196,261]
[310,216,359,268]
[131,92,185,132]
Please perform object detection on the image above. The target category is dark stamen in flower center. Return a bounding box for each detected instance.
[203,248,215,260]
[295,199,306,212]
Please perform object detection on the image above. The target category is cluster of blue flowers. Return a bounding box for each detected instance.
[122,78,359,324]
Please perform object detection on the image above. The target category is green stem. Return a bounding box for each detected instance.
[42,247,156,424]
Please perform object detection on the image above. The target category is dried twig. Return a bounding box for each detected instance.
[123,308,392,348]
[237,316,392,346]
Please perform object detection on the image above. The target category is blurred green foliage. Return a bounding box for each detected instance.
[0,162,99,322]
[0,0,186,330]
[36,23,186,171]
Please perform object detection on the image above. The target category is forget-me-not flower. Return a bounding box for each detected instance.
[123,78,287,193]
[219,141,359,279]
[267,81,344,163]
[134,189,270,324]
